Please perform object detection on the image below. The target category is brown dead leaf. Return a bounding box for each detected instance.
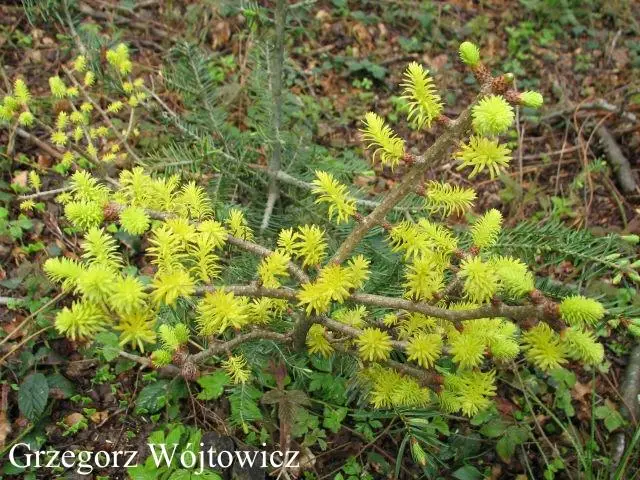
[14,416,29,429]
[612,48,629,69]
[315,9,330,21]
[211,21,231,50]
[431,54,449,72]
[90,410,109,424]
[64,413,86,428]
[65,360,93,379]
[572,380,593,404]
[12,171,28,188]
[2,317,27,340]
[37,154,53,169]
[353,175,373,188]
[495,396,517,416]
[49,388,67,400]
[489,465,502,480]
[352,22,372,48]
[0,386,11,450]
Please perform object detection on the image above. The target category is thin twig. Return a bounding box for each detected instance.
[251,165,417,212]
[542,99,638,124]
[17,186,72,201]
[190,329,291,364]
[0,327,52,366]
[62,66,143,165]
[14,127,64,159]
[196,283,556,325]
[330,81,496,265]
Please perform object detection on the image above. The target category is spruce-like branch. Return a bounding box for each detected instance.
[330,80,500,265]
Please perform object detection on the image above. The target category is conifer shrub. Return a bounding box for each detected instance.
[4,41,613,419]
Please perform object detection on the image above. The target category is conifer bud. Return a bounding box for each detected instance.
[529,289,545,304]
[103,202,120,221]
[543,301,560,320]
[473,63,492,85]
[491,73,514,94]
[172,347,189,366]
[410,438,427,467]
[181,361,199,381]
[519,91,544,108]
[459,41,481,67]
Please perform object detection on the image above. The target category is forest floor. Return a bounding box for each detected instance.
[1,1,639,479]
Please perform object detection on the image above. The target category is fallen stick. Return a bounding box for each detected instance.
[595,125,637,194]
[543,99,638,124]
[611,344,640,470]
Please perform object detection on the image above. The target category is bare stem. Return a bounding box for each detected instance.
[260,0,287,233]
[251,165,416,212]
[197,283,554,325]
[190,329,292,364]
[62,66,142,165]
[329,84,494,265]
[18,186,72,201]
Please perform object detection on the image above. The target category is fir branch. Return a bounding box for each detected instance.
[111,203,311,284]
[251,165,415,212]
[190,329,292,364]
[61,66,142,165]
[495,220,636,283]
[196,283,556,325]
[330,80,500,265]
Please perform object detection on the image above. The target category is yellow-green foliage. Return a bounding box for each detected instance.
[258,251,291,288]
[439,370,497,417]
[37,42,610,421]
[356,328,393,362]
[222,355,251,384]
[459,257,499,304]
[360,112,405,168]
[298,257,370,314]
[401,62,443,129]
[362,365,431,409]
[522,323,568,371]
[311,171,356,224]
[9,43,147,169]
[559,295,605,326]
[472,95,515,136]
[456,136,512,179]
[306,324,334,357]
[459,41,481,67]
[471,209,503,248]
[197,290,250,335]
[424,181,476,216]
[406,333,442,368]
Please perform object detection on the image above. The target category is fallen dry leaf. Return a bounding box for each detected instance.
[90,411,109,424]
[0,386,11,450]
[572,381,593,404]
[64,412,86,428]
[12,171,28,188]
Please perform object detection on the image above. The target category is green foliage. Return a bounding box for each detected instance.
[18,373,49,421]
[2,18,638,479]
[128,424,223,480]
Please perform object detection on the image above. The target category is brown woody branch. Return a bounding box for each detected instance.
[199,284,556,325]
[62,66,142,165]
[329,81,496,265]
[190,329,292,364]
[111,203,311,284]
